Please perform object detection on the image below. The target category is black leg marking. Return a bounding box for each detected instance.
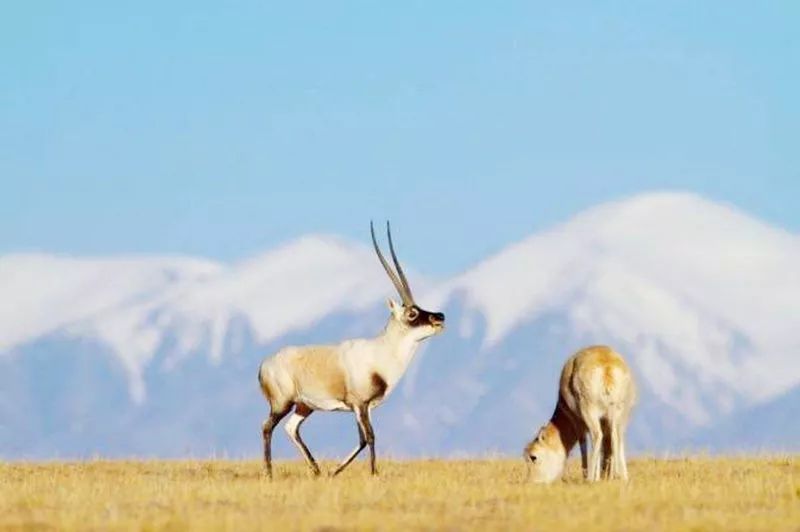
[358,408,377,476]
[332,408,369,477]
[600,417,613,480]
[262,407,290,478]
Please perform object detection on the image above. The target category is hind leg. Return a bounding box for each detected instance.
[284,403,320,476]
[600,418,614,480]
[262,403,291,478]
[579,434,589,480]
[606,408,629,481]
[580,405,604,482]
[615,415,629,481]
[601,408,627,480]
[610,421,622,480]
[618,436,629,481]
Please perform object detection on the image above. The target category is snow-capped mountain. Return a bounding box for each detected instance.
[1,192,798,458]
[1,237,390,403]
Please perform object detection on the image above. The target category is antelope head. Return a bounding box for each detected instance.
[524,424,567,483]
[371,221,445,341]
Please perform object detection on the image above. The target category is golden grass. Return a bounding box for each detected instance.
[1,456,798,531]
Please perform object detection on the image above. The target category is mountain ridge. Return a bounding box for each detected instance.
[2,192,798,457]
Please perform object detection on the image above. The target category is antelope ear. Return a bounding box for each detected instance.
[386,298,404,318]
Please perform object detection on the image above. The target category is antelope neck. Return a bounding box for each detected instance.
[379,318,422,363]
[550,399,582,455]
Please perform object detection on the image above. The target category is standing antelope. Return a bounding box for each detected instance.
[258,222,445,478]
[524,345,636,483]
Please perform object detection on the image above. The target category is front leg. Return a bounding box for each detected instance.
[332,416,367,477]
[356,406,377,475]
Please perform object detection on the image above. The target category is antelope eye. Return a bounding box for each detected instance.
[406,308,419,320]
[530,455,538,463]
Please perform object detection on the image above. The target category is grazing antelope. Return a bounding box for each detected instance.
[524,346,636,483]
[258,222,445,478]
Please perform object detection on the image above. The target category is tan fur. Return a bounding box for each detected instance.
[260,378,273,404]
[525,345,636,483]
[288,347,349,403]
[578,346,628,393]
[259,346,348,409]
[524,422,570,455]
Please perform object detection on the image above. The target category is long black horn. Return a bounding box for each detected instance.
[371,221,412,305]
[386,221,414,304]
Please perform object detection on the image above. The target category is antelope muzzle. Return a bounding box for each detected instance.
[429,312,445,328]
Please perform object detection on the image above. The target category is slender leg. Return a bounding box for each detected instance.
[337,405,378,476]
[606,408,630,481]
[332,416,367,477]
[262,406,290,478]
[601,418,613,480]
[582,407,603,482]
[618,421,629,481]
[590,431,603,482]
[284,403,320,476]
[359,408,377,476]
[579,435,589,480]
[609,418,621,480]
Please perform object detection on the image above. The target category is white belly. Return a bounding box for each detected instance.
[298,394,350,412]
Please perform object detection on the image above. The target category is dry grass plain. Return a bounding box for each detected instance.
[1,456,798,531]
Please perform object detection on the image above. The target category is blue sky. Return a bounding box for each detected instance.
[2,1,798,274]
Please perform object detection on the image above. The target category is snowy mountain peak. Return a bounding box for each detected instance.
[0,253,222,354]
[441,192,799,344]
[0,236,400,402]
[570,191,797,250]
[163,235,392,358]
[239,234,374,270]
